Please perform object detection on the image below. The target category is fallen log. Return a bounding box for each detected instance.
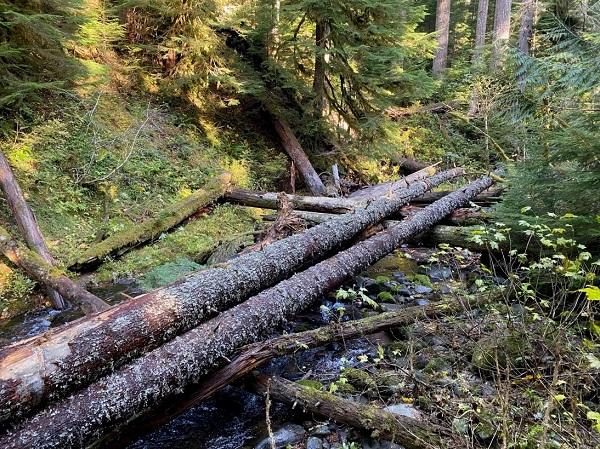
[0,227,109,314]
[272,118,327,196]
[254,376,450,449]
[67,173,231,271]
[224,188,358,213]
[411,187,502,205]
[0,169,463,426]
[387,101,457,120]
[96,290,499,448]
[0,174,493,449]
[348,164,439,200]
[0,150,65,309]
[391,157,430,174]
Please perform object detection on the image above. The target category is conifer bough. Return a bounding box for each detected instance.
[0,173,493,449]
[0,168,463,426]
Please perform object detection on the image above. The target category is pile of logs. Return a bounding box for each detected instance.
[0,114,503,448]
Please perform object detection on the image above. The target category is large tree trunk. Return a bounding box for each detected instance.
[255,376,450,449]
[490,0,513,70]
[95,291,498,448]
[517,0,535,91]
[0,169,463,426]
[432,0,452,75]
[0,227,109,314]
[272,118,327,196]
[313,18,331,117]
[0,174,494,449]
[68,173,231,271]
[348,164,438,200]
[0,150,65,309]
[473,0,490,63]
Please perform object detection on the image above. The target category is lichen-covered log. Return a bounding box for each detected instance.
[411,187,502,205]
[224,188,358,213]
[272,118,327,196]
[0,227,109,314]
[0,169,463,426]
[348,164,438,200]
[96,290,499,448]
[0,150,65,309]
[254,376,451,449]
[67,173,232,271]
[0,173,492,449]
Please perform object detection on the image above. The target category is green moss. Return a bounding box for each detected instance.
[408,273,433,288]
[138,258,203,291]
[472,332,533,372]
[0,263,37,320]
[377,291,395,303]
[296,379,324,390]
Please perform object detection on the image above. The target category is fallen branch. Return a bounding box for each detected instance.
[0,150,65,308]
[67,173,231,270]
[0,227,109,314]
[0,169,463,426]
[254,376,450,449]
[0,173,493,449]
[387,102,458,120]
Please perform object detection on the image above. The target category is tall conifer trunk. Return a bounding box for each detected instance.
[432,0,452,75]
[490,0,513,69]
[517,0,535,90]
[313,18,330,116]
[473,0,490,63]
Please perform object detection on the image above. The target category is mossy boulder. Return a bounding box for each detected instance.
[472,331,533,372]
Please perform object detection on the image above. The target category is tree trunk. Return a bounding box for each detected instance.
[411,187,502,204]
[67,173,231,271]
[224,188,358,213]
[432,0,452,75]
[490,0,513,70]
[517,0,535,91]
[94,290,498,449]
[313,18,330,117]
[254,376,450,449]
[0,169,463,427]
[0,174,494,449]
[349,164,439,200]
[272,118,327,196]
[473,0,490,63]
[0,150,65,309]
[0,227,109,314]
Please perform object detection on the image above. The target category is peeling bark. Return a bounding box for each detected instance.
[255,376,450,449]
[272,118,327,196]
[67,173,232,271]
[0,150,64,309]
[349,164,439,200]
[0,169,463,426]
[0,227,109,314]
[0,174,493,449]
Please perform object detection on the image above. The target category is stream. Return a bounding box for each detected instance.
[0,249,459,449]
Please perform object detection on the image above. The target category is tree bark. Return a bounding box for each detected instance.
[254,376,450,449]
[0,150,65,309]
[0,227,109,314]
[0,169,463,427]
[0,174,494,449]
[272,118,327,196]
[349,164,439,200]
[411,188,502,204]
[313,18,331,117]
[94,290,499,449]
[473,0,490,63]
[67,173,231,271]
[432,0,452,75]
[517,0,535,91]
[490,0,513,70]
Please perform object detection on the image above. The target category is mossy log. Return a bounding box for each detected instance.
[0,173,493,449]
[0,227,109,314]
[0,150,65,309]
[272,118,327,196]
[94,290,499,448]
[67,173,232,271]
[348,164,439,200]
[254,376,450,449]
[0,169,463,427]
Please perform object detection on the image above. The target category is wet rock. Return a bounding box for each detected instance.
[414,285,432,294]
[362,440,405,449]
[438,284,452,294]
[424,266,453,282]
[392,272,406,281]
[255,424,306,449]
[380,303,405,313]
[356,277,380,294]
[310,424,331,437]
[307,436,323,449]
[384,403,424,421]
[397,288,412,297]
[415,298,429,306]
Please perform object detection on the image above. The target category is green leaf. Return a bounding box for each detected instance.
[579,286,600,301]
